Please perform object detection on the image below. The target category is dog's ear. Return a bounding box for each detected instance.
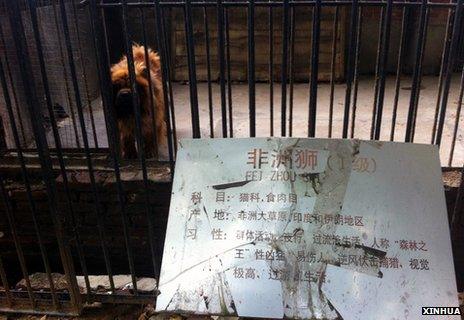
[147,51,161,76]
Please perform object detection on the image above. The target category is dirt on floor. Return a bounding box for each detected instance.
[443,169,463,187]
[1,297,464,320]
[0,304,146,320]
[0,304,233,320]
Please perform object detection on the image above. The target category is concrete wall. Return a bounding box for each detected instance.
[0,2,99,149]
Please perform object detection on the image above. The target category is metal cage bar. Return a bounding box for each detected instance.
[0,0,463,316]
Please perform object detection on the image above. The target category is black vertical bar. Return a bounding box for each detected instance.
[89,1,159,287]
[269,4,274,136]
[0,23,27,146]
[217,0,228,137]
[58,0,115,293]
[71,0,99,148]
[116,13,141,291]
[248,0,256,137]
[0,151,57,307]
[100,8,113,76]
[153,2,175,173]
[52,1,81,148]
[0,177,35,307]
[370,7,385,139]
[390,6,409,141]
[0,115,6,150]
[410,9,430,140]
[350,7,362,139]
[342,0,359,138]
[28,0,91,299]
[121,0,163,278]
[160,10,177,159]
[405,0,429,142]
[435,0,463,146]
[225,7,233,137]
[184,0,201,138]
[288,6,295,137]
[88,5,116,155]
[88,0,119,155]
[5,0,78,310]
[373,0,393,140]
[203,4,214,138]
[451,166,464,234]
[432,7,453,144]
[308,0,321,138]
[6,1,82,310]
[0,255,12,307]
[328,6,339,139]
[448,65,464,166]
[281,0,290,137]
[140,7,159,156]
[0,144,36,308]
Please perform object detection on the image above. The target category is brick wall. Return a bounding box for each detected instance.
[170,6,346,82]
[103,4,455,82]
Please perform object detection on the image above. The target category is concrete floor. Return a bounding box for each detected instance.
[55,75,464,166]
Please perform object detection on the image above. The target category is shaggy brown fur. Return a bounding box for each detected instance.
[111,44,167,159]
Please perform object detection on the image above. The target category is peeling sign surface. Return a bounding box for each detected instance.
[156,138,459,319]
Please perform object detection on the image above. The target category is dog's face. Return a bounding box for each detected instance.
[110,45,164,159]
[111,65,150,120]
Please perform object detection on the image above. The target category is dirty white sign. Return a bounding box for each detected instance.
[156,138,459,319]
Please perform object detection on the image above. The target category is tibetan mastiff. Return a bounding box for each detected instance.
[111,44,167,159]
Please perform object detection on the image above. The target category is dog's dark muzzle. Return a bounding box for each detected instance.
[115,88,134,119]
